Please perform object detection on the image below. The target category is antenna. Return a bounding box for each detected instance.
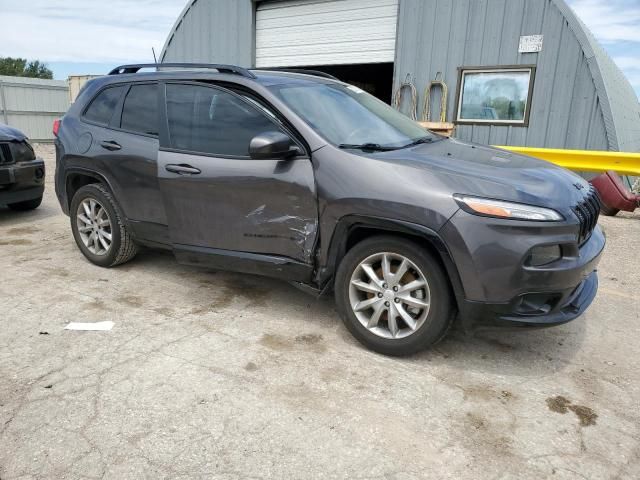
[152,47,158,66]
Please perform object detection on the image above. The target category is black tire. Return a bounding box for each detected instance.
[8,195,43,211]
[70,183,138,267]
[600,205,620,217]
[335,236,455,356]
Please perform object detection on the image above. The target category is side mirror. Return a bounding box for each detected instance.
[249,131,299,160]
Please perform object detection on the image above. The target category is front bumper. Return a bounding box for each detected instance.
[440,209,605,328]
[0,158,46,204]
[460,271,599,328]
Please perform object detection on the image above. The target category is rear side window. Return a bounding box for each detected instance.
[120,84,159,136]
[165,83,280,157]
[83,86,125,125]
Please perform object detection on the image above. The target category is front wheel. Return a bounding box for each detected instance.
[70,183,138,267]
[335,236,455,356]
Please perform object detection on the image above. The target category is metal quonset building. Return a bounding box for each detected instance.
[161,0,640,153]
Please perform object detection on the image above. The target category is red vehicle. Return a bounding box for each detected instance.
[590,171,639,216]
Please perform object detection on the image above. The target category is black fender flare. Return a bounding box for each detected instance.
[62,166,120,216]
[317,214,466,307]
[63,167,119,212]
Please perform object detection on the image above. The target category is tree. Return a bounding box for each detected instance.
[0,57,53,79]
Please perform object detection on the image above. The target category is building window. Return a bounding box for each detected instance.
[455,66,536,126]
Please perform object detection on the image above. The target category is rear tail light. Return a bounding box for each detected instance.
[53,119,61,137]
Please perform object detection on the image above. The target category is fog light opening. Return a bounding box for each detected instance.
[526,245,562,266]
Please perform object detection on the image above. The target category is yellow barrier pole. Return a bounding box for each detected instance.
[494,146,640,176]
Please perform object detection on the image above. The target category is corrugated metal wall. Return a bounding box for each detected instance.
[0,76,69,142]
[160,0,638,152]
[393,0,610,151]
[161,0,254,65]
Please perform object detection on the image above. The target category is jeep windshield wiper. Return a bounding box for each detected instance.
[338,143,397,152]
[398,136,434,149]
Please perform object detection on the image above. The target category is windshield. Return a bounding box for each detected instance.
[267,83,435,149]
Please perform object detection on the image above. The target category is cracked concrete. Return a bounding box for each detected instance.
[0,145,639,479]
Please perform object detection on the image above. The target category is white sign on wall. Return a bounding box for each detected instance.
[519,35,544,53]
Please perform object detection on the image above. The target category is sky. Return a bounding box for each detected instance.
[0,0,637,98]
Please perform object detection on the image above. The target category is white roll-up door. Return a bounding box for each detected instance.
[255,0,399,68]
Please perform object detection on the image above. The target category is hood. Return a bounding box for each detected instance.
[372,138,590,208]
[0,123,28,142]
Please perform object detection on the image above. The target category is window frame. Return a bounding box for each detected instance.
[80,81,160,139]
[159,80,307,160]
[453,65,536,127]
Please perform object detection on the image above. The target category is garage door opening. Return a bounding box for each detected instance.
[255,0,399,103]
[290,63,395,103]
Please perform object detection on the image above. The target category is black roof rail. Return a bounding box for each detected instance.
[255,68,340,81]
[108,63,257,79]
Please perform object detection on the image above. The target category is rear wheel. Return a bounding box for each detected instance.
[8,195,43,211]
[70,183,138,267]
[335,236,454,356]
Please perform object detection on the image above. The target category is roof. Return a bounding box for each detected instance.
[88,67,336,88]
[71,69,337,110]
[553,0,640,152]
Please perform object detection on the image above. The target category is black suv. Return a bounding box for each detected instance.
[54,64,605,356]
[1,123,45,211]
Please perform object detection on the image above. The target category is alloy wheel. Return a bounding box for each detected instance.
[348,252,431,339]
[76,198,113,256]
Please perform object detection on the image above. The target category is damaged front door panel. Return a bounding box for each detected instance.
[158,150,317,264]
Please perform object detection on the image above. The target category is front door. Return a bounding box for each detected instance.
[157,82,317,265]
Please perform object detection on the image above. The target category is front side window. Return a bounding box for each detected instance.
[165,84,282,157]
[456,67,535,125]
[268,83,433,148]
[83,86,125,125]
[120,84,159,136]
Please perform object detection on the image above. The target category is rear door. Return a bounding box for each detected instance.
[157,82,317,264]
[105,83,166,232]
[81,82,166,240]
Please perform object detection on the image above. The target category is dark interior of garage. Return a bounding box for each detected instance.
[294,63,395,103]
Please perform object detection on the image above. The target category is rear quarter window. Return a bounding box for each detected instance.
[120,84,159,136]
[83,86,126,125]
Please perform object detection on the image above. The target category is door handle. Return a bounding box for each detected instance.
[100,140,121,151]
[165,164,202,175]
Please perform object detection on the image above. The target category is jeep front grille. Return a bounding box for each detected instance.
[573,186,601,245]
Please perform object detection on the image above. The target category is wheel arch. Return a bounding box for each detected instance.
[318,215,466,308]
[65,168,116,211]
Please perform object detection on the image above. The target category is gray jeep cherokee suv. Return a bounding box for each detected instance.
[54,64,605,356]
